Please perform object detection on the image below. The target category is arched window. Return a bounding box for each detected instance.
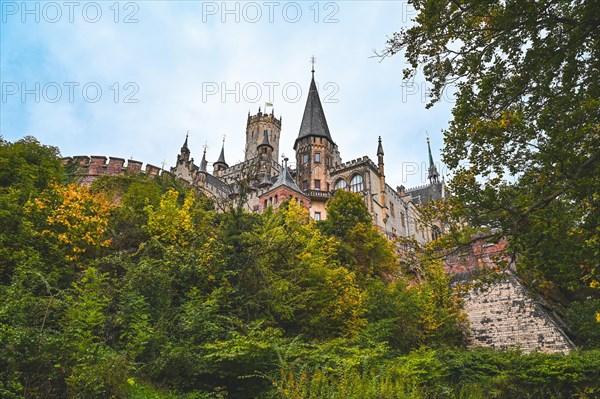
[350,175,363,193]
[334,179,347,191]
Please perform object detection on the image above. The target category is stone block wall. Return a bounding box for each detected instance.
[463,276,574,354]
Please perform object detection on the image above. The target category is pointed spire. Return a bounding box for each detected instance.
[295,67,333,148]
[214,136,228,169]
[257,130,273,151]
[181,131,190,155]
[427,135,440,184]
[377,136,384,157]
[216,144,227,165]
[182,131,189,149]
[200,144,208,172]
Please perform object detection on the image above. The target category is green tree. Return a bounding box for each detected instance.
[322,190,398,279]
[0,137,65,282]
[379,0,600,296]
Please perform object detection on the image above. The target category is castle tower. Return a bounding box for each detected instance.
[245,107,282,163]
[293,66,341,220]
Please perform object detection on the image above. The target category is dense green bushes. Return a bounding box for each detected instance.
[1,137,599,398]
[269,348,600,399]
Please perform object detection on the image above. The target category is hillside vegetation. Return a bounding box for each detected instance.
[1,137,599,398]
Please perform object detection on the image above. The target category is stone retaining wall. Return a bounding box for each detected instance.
[463,276,574,353]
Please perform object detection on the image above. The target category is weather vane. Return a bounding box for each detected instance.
[310,55,316,73]
[161,159,167,171]
[203,140,208,152]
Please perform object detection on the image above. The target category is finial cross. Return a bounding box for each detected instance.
[310,55,316,73]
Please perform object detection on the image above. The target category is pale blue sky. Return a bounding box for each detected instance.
[0,1,454,187]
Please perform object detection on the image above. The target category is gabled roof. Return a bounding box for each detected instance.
[263,161,304,196]
[295,72,333,148]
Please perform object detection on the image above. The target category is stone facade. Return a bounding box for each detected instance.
[463,276,574,353]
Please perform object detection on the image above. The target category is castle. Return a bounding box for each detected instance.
[61,69,575,354]
[171,69,446,244]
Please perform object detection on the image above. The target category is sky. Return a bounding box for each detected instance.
[0,0,455,188]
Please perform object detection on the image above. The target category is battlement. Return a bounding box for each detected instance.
[63,155,166,186]
[406,182,433,192]
[246,110,282,128]
[331,155,377,173]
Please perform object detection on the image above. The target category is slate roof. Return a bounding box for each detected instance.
[295,73,333,148]
[267,164,304,195]
[215,144,227,166]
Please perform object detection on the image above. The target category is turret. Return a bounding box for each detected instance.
[200,145,208,172]
[377,136,384,176]
[177,132,191,164]
[257,130,274,155]
[213,141,228,176]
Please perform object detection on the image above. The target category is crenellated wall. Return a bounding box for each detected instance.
[62,156,166,186]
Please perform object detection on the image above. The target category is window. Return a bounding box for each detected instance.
[400,213,405,227]
[314,152,321,163]
[314,212,321,221]
[327,182,330,191]
[274,195,278,204]
[302,153,309,164]
[390,202,395,217]
[325,156,330,167]
[350,175,363,193]
[334,179,347,191]
[314,179,321,190]
[302,180,308,190]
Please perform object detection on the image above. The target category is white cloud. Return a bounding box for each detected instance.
[1,1,451,188]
